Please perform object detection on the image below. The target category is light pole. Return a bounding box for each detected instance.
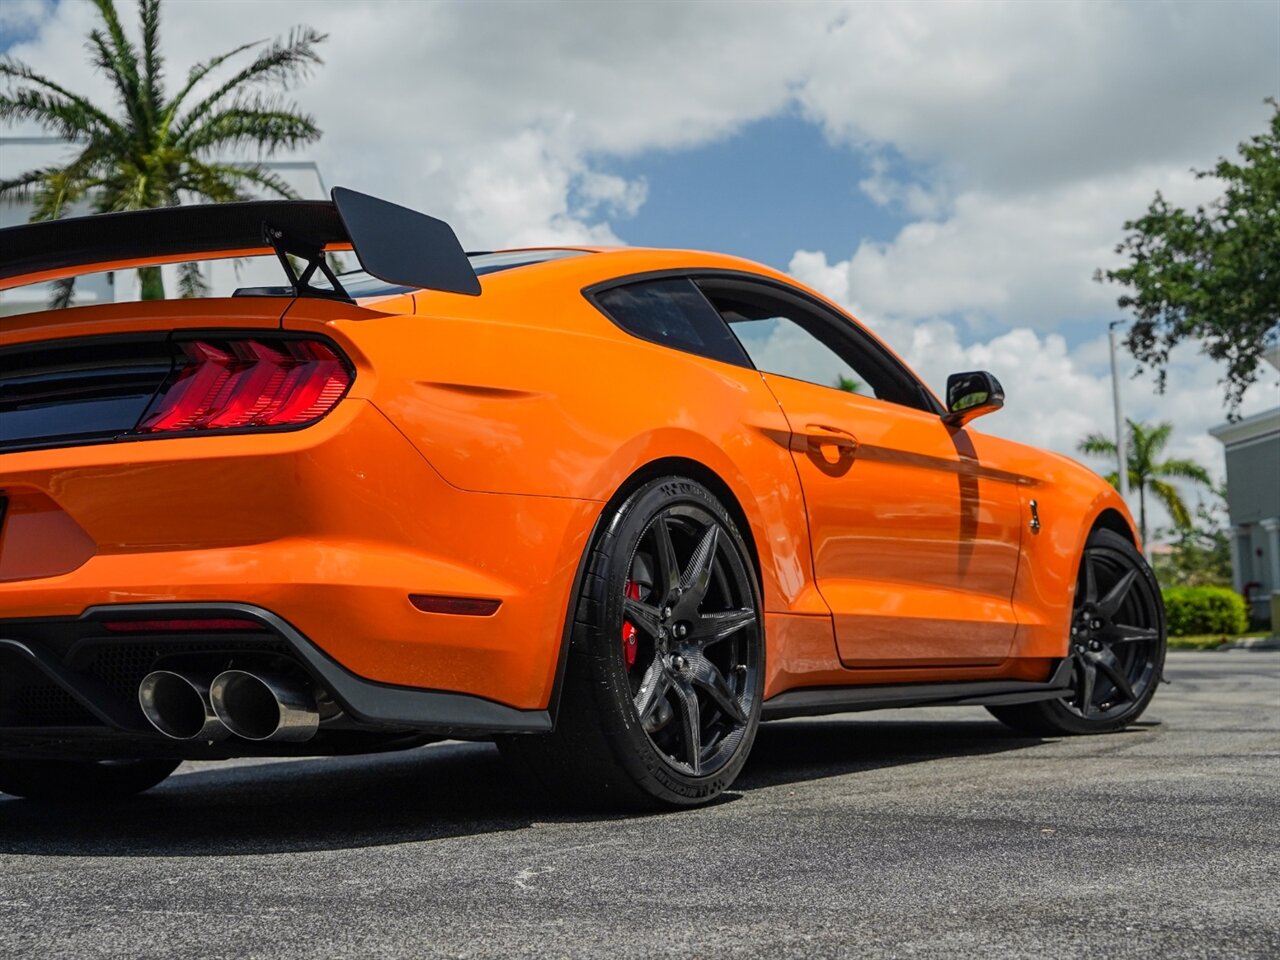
[1108,320,1131,503]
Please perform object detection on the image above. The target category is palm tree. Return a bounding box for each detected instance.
[1078,419,1213,543]
[0,0,325,304]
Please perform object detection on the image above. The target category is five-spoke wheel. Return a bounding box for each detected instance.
[498,476,764,808]
[989,527,1166,735]
[622,504,760,777]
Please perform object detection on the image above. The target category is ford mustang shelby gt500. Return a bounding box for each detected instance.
[0,189,1165,807]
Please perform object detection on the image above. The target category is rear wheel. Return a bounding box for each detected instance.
[988,528,1166,736]
[0,758,180,802]
[500,476,764,809]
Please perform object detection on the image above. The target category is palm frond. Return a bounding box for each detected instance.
[1134,421,1174,460]
[175,161,253,203]
[186,161,302,200]
[0,88,113,141]
[3,2,328,308]
[177,261,209,299]
[172,27,326,140]
[0,57,122,134]
[180,97,320,156]
[0,165,58,201]
[85,30,145,135]
[1078,432,1117,456]
[1148,478,1193,529]
[162,39,262,131]
[86,0,147,132]
[1154,458,1213,487]
[140,0,164,123]
[27,162,104,221]
[48,277,76,310]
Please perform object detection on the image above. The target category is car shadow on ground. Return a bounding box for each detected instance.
[738,716,1046,789]
[0,717,1046,858]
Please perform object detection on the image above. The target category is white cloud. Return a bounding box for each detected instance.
[797,0,1279,195]
[574,171,648,221]
[0,0,48,33]
[5,0,1274,248]
[5,0,1277,538]
[1,0,836,246]
[794,164,1224,334]
[857,156,948,220]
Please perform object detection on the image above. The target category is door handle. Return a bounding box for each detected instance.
[804,424,858,452]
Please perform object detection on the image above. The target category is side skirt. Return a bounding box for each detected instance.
[760,658,1073,721]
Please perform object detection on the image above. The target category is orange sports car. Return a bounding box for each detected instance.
[0,189,1165,808]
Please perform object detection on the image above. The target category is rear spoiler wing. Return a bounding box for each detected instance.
[0,186,481,299]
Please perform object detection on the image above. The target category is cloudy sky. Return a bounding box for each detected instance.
[3,0,1278,533]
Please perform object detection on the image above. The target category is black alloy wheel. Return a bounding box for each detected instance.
[989,527,1166,736]
[623,501,761,777]
[499,476,764,809]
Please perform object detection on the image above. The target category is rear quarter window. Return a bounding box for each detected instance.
[590,277,750,367]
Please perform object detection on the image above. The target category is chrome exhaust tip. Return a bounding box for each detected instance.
[139,670,230,741]
[210,669,320,742]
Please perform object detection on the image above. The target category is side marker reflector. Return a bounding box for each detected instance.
[409,594,502,617]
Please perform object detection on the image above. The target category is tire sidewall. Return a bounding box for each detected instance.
[582,476,764,804]
[1041,527,1167,734]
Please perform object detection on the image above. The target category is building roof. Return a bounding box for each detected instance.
[1210,406,1280,448]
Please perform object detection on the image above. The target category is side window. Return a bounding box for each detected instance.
[590,278,750,367]
[728,313,862,393]
[698,279,937,412]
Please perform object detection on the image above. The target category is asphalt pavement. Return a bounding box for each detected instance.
[2,649,1277,959]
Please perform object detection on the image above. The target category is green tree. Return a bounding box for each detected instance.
[1078,419,1213,544]
[834,374,860,393]
[1097,100,1280,416]
[0,0,325,304]
[1152,487,1233,588]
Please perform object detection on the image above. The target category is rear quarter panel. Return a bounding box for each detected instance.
[282,253,824,617]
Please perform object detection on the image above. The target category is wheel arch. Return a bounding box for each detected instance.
[545,455,766,728]
[604,456,765,594]
[1090,507,1138,546]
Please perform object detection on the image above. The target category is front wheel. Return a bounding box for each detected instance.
[500,476,765,809]
[988,527,1166,736]
[0,758,181,802]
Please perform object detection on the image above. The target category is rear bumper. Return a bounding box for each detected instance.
[0,602,550,759]
[0,399,601,713]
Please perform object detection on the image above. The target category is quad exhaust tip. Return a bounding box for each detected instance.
[209,669,320,742]
[139,670,230,741]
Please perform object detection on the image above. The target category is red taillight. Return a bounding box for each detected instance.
[138,338,351,434]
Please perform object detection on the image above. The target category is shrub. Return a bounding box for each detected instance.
[1162,586,1249,637]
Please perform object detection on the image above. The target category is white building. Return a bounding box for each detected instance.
[1210,343,1280,629]
[0,136,328,316]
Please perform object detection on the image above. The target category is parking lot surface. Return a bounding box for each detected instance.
[2,649,1277,959]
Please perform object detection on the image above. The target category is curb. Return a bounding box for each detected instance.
[1220,636,1280,651]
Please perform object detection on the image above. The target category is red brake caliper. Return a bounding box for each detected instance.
[622,580,640,669]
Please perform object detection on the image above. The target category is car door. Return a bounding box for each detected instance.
[696,276,1023,666]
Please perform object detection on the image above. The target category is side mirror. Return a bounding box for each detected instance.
[943,371,1005,427]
